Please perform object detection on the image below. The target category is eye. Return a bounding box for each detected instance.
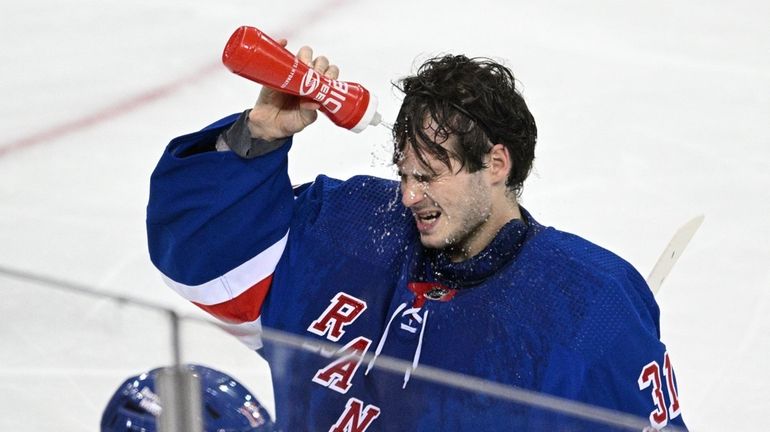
[396,168,434,188]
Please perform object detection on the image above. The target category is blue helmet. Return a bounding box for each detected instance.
[101,364,273,432]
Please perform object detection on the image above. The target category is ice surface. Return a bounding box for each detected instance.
[1,0,768,430]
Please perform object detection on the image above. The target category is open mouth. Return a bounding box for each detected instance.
[414,211,441,233]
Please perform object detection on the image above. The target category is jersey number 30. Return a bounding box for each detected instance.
[637,352,681,429]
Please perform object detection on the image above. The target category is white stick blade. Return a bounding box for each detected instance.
[646,215,705,294]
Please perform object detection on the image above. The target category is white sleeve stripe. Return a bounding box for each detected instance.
[161,230,289,305]
[217,318,263,350]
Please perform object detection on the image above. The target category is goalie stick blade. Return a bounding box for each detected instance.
[646,215,705,294]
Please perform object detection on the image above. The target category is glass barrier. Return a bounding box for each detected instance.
[0,271,684,431]
[257,327,680,432]
[0,273,175,430]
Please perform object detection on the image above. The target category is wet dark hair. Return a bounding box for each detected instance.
[392,55,537,197]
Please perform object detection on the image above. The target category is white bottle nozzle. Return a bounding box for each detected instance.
[370,112,393,130]
[371,112,393,130]
[370,111,382,126]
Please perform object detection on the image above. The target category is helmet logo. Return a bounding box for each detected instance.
[138,386,162,416]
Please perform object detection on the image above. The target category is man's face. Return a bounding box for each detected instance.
[396,136,494,261]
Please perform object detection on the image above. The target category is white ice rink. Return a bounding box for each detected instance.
[1,0,768,430]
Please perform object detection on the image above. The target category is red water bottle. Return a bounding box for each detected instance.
[222,26,382,133]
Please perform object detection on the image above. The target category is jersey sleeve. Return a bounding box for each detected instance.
[582,265,687,430]
[146,114,294,349]
[537,269,687,431]
[582,332,686,430]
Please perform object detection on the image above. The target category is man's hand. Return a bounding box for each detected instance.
[246,40,340,141]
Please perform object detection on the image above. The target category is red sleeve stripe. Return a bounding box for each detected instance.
[193,275,272,324]
[161,231,288,305]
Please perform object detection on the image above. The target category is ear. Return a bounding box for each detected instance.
[487,143,511,186]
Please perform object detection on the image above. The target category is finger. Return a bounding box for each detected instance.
[324,64,340,80]
[299,100,322,111]
[276,38,288,47]
[297,46,313,67]
[313,55,330,74]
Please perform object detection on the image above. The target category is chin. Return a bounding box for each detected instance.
[418,234,444,250]
[419,233,455,251]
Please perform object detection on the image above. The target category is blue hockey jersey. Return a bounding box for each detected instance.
[147,114,686,431]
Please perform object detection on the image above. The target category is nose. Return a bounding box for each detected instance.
[400,179,425,208]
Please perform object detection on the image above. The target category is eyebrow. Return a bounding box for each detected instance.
[395,154,445,178]
[396,167,437,182]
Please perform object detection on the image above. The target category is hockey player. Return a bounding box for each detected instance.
[147,43,687,430]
